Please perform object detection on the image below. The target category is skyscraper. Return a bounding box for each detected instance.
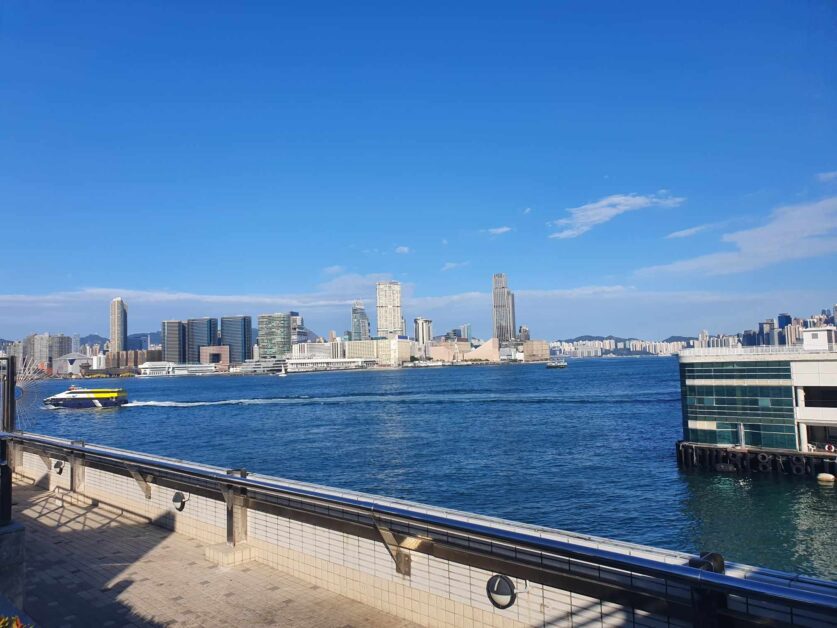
[109,297,128,353]
[258,313,292,358]
[351,301,371,341]
[161,320,186,363]
[777,313,792,330]
[492,273,516,343]
[376,281,403,338]
[186,318,218,363]
[460,323,471,341]
[414,317,432,345]
[221,315,253,364]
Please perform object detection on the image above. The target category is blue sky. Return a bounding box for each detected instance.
[1,1,836,340]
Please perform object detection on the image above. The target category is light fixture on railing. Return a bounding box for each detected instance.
[53,460,65,475]
[172,491,189,512]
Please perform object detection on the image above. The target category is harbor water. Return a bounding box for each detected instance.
[18,357,837,580]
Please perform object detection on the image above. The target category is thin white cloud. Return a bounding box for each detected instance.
[441,261,469,272]
[550,192,685,239]
[522,207,532,215]
[639,196,837,276]
[817,171,837,183]
[394,246,411,254]
[322,265,345,275]
[485,226,512,236]
[665,224,712,239]
[441,239,448,245]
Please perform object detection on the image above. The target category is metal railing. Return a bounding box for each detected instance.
[5,430,837,623]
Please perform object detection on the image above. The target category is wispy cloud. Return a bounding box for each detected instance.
[522,207,532,215]
[322,265,345,275]
[639,196,837,276]
[394,246,411,254]
[817,171,837,183]
[549,191,685,239]
[485,226,512,236]
[665,224,712,239]
[441,261,469,272]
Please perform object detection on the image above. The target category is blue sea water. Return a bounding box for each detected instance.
[18,357,837,580]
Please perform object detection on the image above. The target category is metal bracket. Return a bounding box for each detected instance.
[126,466,152,499]
[372,518,412,576]
[219,484,234,510]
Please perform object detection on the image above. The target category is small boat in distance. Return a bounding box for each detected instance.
[44,386,128,408]
[546,357,568,369]
[277,364,288,377]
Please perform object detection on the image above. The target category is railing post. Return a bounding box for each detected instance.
[689,552,726,628]
[225,469,248,547]
[0,357,16,526]
[70,440,85,493]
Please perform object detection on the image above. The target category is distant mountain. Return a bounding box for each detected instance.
[559,335,634,343]
[80,334,108,345]
[559,334,696,343]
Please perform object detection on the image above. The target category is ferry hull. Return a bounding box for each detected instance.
[45,397,127,409]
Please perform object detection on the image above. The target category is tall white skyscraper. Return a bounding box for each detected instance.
[376,281,403,338]
[492,273,516,343]
[109,297,128,353]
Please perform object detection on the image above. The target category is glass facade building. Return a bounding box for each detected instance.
[679,360,796,449]
[186,318,218,364]
[258,313,292,358]
[220,316,252,364]
[161,320,186,363]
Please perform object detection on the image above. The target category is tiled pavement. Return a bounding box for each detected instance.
[13,482,419,627]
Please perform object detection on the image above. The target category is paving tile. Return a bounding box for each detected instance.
[13,483,417,628]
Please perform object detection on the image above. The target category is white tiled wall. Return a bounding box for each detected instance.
[14,446,834,628]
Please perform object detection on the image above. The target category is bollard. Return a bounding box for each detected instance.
[689,552,726,628]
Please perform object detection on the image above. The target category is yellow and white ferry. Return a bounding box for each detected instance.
[44,386,128,409]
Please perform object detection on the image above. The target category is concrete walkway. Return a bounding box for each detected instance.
[13,481,418,627]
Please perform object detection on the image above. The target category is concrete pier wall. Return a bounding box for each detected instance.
[12,441,836,628]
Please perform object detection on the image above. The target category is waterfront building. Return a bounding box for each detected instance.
[109,297,128,353]
[375,281,403,338]
[258,313,292,358]
[186,318,218,364]
[161,320,186,363]
[414,317,432,346]
[492,273,516,343]
[343,338,413,367]
[522,340,549,362]
[679,327,837,451]
[220,315,252,364]
[52,352,95,377]
[199,345,230,372]
[460,323,471,341]
[350,301,371,341]
[292,342,334,360]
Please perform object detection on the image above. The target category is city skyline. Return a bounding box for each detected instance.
[1,3,835,341]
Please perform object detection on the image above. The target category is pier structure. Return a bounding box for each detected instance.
[678,327,837,462]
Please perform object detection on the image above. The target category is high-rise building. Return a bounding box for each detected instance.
[221,315,253,364]
[258,313,292,358]
[109,297,128,353]
[492,273,516,343]
[161,321,186,363]
[414,317,432,345]
[49,334,72,359]
[460,324,471,341]
[351,301,371,341]
[777,313,792,330]
[186,318,218,363]
[376,281,403,338]
[71,334,80,353]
